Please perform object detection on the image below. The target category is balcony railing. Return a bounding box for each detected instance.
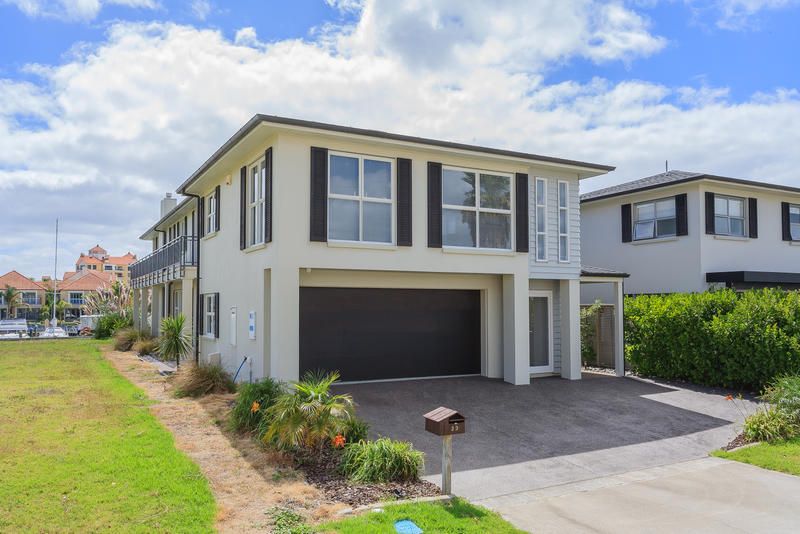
[22,296,42,305]
[130,236,197,288]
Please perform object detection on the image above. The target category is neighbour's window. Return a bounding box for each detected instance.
[249,158,266,246]
[328,152,393,244]
[104,265,113,271]
[69,292,83,305]
[206,192,217,234]
[790,204,800,241]
[442,166,512,250]
[21,292,38,304]
[558,181,569,262]
[535,178,547,261]
[634,197,676,240]
[714,195,745,236]
[204,293,216,337]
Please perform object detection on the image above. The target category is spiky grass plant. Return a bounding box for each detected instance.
[158,314,192,368]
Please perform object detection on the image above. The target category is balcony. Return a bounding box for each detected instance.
[22,296,42,306]
[130,236,198,289]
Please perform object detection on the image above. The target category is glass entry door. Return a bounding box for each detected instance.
[529,290,553,373]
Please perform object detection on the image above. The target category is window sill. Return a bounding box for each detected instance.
[201,231,217,241]
[788,241,800,246]
[713,235,749,242]
[442,246,516,257]
[326,240,397,251]
[632,236,678,246]
[244,243,267,254]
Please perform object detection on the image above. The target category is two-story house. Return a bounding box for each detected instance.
[581,170,800,297]
[131,115,616,385]
[0,271,47,320]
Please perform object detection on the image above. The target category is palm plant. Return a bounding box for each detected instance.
[264,370,354,451]
[2,285,28,318]
[158,314,192,368]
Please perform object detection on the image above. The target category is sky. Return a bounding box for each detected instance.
[1,0,799,277]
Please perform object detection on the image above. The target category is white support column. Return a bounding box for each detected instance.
[560,278,582,380]
[614,280,625,377]
[150,285,162,337]
[270,265,299,382]
[502,273,530,385]
[181,282,194,338]
[132,288,141,330]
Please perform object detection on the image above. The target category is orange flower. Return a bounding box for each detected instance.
[725,395,733,401]
[251,401,261,413]
[332,434,346,448]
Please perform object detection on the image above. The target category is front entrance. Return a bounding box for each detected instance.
[529,290,553,374]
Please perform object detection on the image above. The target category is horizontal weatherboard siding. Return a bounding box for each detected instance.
[529,176,581,279]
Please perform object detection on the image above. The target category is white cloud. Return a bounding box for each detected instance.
[234,26,260,47]
[190,0,210,21]
[2,0,159,21]
[0,1,798,276]
[716,0,797,28]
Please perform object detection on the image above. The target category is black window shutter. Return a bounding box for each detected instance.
[240,166,247,250]
[621,204,632,243]
[198,196,205,237]
[310,147,328,242]
[396,158,412,246]
[675,193,688,236]
[748,197,758,238]
[265,147,273,243]
[198,294,204,334]
[705,192,715,234]
[213,293,220,338]
[515,173,529,252]
[214,185,221,232]
[427,162,442,248]
[782,202,792,241]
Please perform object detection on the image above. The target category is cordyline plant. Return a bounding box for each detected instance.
[264,370,354,452]
[82,281,132,318]
[158,314,192,368]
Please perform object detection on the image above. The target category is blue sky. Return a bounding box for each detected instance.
[1,0,799,276]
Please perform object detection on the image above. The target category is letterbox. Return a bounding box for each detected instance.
[423,406,465,436]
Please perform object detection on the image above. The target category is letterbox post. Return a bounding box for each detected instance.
[423,406,465,496]
[442,434,452,495]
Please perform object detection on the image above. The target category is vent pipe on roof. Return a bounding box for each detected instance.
[160,192,178,218]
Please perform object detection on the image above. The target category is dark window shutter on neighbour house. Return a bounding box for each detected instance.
[748,197,758,238]
[310,147,328,242]
[240,166,247,250]
[214,293,220,338]
[198,196,205,237]
[515,173,529,252]
[198,294,204,334]
[675,193,688,236]
[214,185,221,232]
[782,202,792,241]
[705,192,716,234]
[265,147,273,243]
[427,162,443,248]
[396,158,412,246]
[621,204,632,243]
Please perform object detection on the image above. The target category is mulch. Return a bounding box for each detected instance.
[722,432,753,451]
[297,447,441,507]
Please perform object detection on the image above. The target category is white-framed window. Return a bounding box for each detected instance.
[534,178,547,261]
[206,192,217,235]
[558,181,569,262]
[248,158,267,246]
[328,152,394,244]
[21,292,39,305]
[69,292,83,305]
[442,166,512,250]
[104,264,113,271]
[634,197,676,240]
[204,293,216,337]
[714,195,746,236]
[790,204,800,241]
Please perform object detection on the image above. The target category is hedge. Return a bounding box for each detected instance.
[625,289,800,392]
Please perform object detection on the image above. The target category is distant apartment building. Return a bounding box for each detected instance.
[75,245,137,284]
[0,271,47,320]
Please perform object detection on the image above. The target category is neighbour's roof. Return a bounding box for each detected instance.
[59,270,115,291]
[177,114,615,194]
[581,170,800,203]
[0,271,48,291]
[76,255,103,265]
[105,254,136,266]
[581,265,630,278]
[88,245,107,254]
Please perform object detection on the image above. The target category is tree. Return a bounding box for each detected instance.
[2,285,28,318]
[158,314,192,368]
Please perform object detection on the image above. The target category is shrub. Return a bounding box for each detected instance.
[581,301,602,365]
[343,417,370,444]
[742,407,799,442]
[113,328,152,351]
[94,313,132,339]
[264,370,354,451]
[174,364,236,398]
[230,378,286,434]
[339,438,424,483]
[625,289,800,391]
[158,315,192,366]
[761,375,800,422]
[133,337,160,357]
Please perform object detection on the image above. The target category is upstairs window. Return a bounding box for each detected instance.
[249,158,267,246]
[442,167,512,250]
[328,152,394,244]
[558,181,569,262]
[206,192,217,235]
[634,197,676,240]
[714,195,745,236]
[534,178,547,261]
[69,292,83,305]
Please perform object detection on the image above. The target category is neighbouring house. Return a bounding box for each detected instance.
[75,244,137,284]
[131,115,627,384]
[0,271,47,321]
[55,270,117,320]
[581,170,800,297]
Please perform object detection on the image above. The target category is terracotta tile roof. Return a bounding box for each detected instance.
[62,271,77,280]
[76,255,103,265]
[0,271,47,291]
[88,244,107,254]
[106,255,135,266]
[59,270,114,291]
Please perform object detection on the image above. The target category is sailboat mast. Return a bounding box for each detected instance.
[52,218,58,326]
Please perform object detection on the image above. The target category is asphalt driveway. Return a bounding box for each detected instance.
[337,373,751,501]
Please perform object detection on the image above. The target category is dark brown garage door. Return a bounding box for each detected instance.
[299,287,481,382]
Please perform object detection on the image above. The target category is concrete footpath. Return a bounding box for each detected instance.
[480,457,800,533]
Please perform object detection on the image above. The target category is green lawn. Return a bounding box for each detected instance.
[319,497,524,533]
[713,438,800,476]
[0,339,215,533]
